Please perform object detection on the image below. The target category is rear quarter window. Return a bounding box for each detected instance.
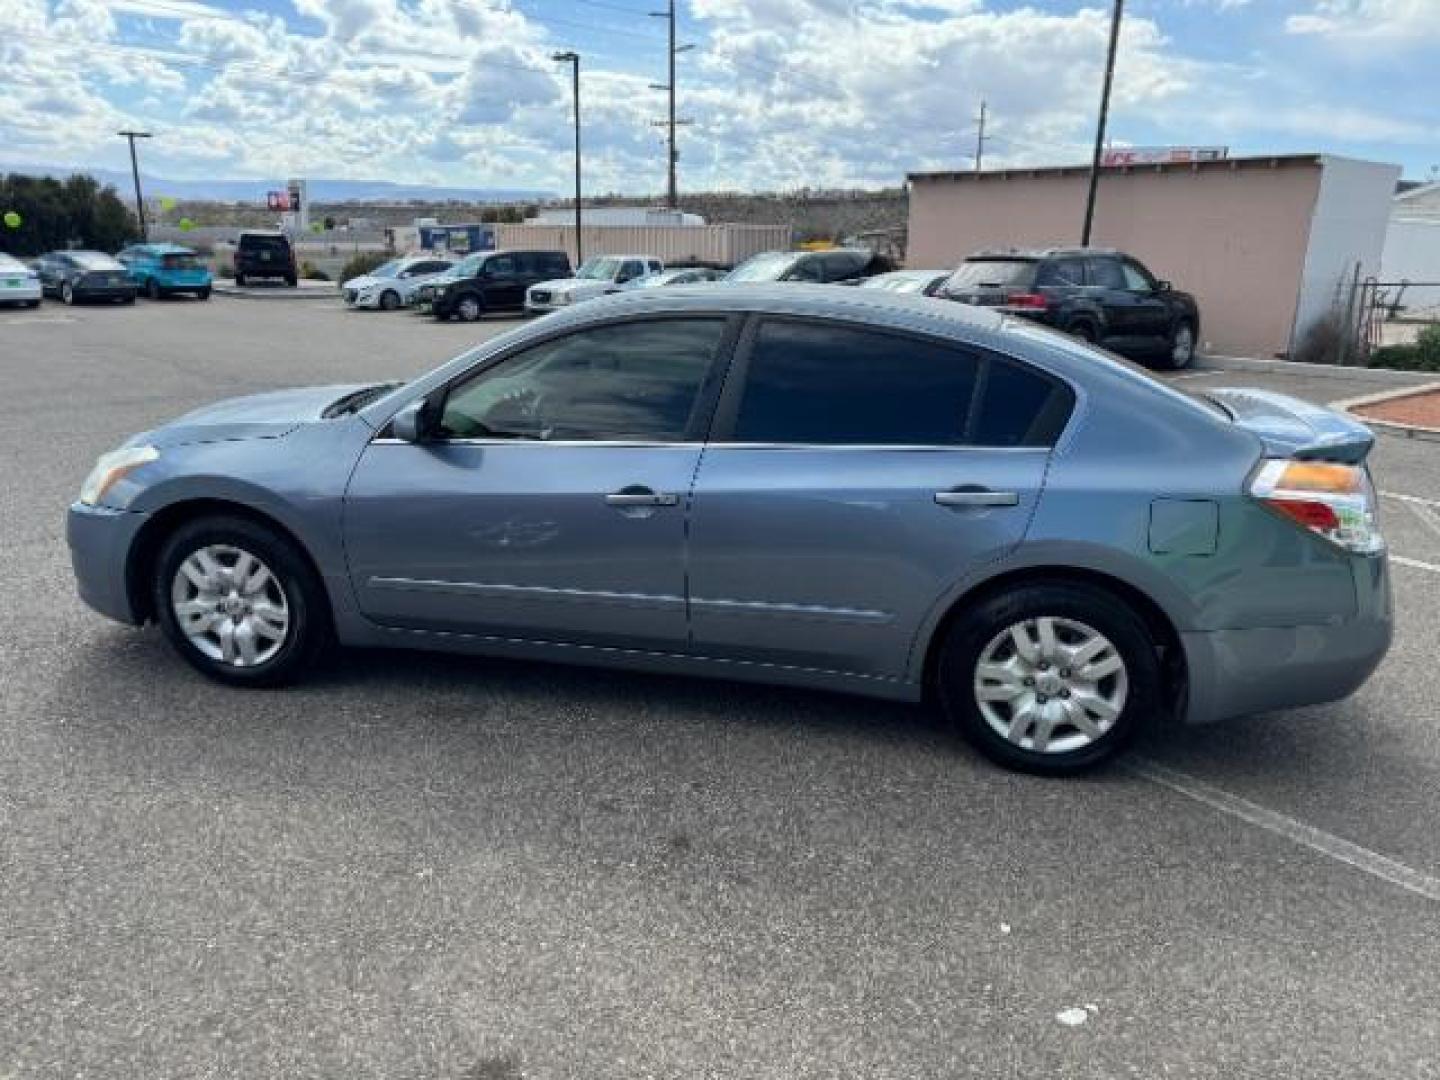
[945,260,1036,289]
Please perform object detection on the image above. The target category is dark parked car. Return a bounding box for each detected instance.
[727,248,892,285]
[419,249,572,321]
[936,248,1201,369]
[233,231,297,287]
[34,251,137,305]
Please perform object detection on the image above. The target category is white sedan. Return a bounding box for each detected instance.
[341,255,457,311]
[525,254,662,314]
[0,252,42,307]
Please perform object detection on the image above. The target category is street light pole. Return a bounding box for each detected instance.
[117,130,152,241]
[552,51,582,266]
[649,1,693,209]
[1080,0,1123,246]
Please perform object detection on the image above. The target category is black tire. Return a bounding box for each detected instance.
[935,580,1160,775]
[454,292,483,322]
[285,274,298,288]
[197,287,211,301]
[1158,320,1197,371]
[25,299,39,308]
[152,515,331,687]
[121,294,136,305]
[61,281,75,305]
[1068,321,1098,345]
[379,289,401,311]
[146,278,162,300]
[234,272,246,287]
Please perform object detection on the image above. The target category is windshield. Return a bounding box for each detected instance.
[369,260,403,278]
[943,259,1035,289]
[576,257,623,281]
[453,254,484,276]
[161,254,199,270]
[727,252,800,282]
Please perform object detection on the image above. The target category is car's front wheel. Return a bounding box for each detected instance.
[935,581,1160,774]
[379,289,400,311]
[455,293,483,322]
[1160,321,1197,370]
[61,281,75,305]
[146,278,162,300]
[153,516,330,687]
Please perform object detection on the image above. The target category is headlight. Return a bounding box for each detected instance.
[80,445,158,507]
[553,293,573,305]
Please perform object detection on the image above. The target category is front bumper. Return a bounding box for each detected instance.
[1181,554,1392,724]
[67,502,149,625]
[343,289,380,309]
[524,296,570,314]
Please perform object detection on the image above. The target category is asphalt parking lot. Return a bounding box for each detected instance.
[3,296,1440,1079]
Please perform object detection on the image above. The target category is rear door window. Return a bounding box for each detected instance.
[1086,257,1127,290]
[1034,258,1087,287]
[944,260,1035,290]
[486,255,516,276]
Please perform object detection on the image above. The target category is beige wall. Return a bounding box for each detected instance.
[495,222,791,268]
[907,162,1324,358]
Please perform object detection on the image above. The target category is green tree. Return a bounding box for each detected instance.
[0,172,140,256]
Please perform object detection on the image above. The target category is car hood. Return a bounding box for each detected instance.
[343,274,390,290]
[534,277,612,294]
[143,383,385,447]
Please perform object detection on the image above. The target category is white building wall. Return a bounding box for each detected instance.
[1292,156,1401,347]
[1382,217,1440,316]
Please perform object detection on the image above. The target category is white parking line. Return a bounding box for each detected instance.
[1132,760,1440,903]
[2,315,76,326]
[1382,491,1440,511]
[1392,555,1440,574]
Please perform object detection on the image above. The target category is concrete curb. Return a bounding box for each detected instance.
[1197,354,1438,386]
[1330,381,1440,445]
[212,283,340,301]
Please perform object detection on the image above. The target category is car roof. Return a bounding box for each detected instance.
[131,243,195,254]
[0,252,24,267]
[968,246,1123,260]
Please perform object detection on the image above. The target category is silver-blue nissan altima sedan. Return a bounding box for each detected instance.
[67,285,1391,773]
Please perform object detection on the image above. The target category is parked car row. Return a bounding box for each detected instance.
[1,245,217,308]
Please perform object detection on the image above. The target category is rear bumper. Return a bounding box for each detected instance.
[1,283,42,303]
[67,502,148,625]
[1181,554,1392,724]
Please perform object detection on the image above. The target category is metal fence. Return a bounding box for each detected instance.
[495,223,792,268]
[1346,277,1440,365]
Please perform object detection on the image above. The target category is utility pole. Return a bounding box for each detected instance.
[974,100,987,173]
[117,130,152,241]
[552,51,583,265]
[649,0,693,208]
[1081,0,1123,246]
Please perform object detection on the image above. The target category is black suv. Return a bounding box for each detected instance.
[423,249,571,321]
[233,231,297,287]
[936,248,1200,369]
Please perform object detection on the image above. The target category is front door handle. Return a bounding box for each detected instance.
[934,489,1020,508]
[605,488,679,508]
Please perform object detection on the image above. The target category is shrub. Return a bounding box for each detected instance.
[1370,324,1440,372]
[300,261,330,281]
[1292,312,1346,365]
[339,250,390,282]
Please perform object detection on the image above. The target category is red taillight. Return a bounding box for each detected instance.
[1266,498,1341,532]
[1004,291,1049,310]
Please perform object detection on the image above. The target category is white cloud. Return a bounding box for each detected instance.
[1286,0,1440,42]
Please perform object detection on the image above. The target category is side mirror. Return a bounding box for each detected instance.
[390,399,429,443]
[1157,280,1172,292]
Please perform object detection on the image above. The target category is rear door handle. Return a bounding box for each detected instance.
[605,489,679,508]
[934,489,1020,507]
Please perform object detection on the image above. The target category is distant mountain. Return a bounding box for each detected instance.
[1,162,550,204]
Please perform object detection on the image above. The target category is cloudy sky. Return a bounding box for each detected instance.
[2,0,1437,195]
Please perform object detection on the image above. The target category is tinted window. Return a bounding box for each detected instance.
[1087,257,1126,289]
[944,259,1035,289]
[788,257,823,283]
[486,255,516,275]
[1034,258,1086,287]
[240,235,289,253]
[732,321,979,445]
[971,357,1073,447]
[440,318,727,442]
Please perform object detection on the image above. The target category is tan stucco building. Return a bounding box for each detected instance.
[906,154,1399,359]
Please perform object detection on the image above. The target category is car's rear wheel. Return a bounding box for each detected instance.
[234,272,246,287]
[1160,322,1196,370]
[455,293,483,322]
[197,287,211,301]
[1068,321,1097,344]
[153,516,330,687]
[935,581,1160,774]
[61,281,75,305]
[146,278,162,300]
[285,274,298,288]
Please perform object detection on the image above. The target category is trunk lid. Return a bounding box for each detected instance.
[1203,387,1375,464]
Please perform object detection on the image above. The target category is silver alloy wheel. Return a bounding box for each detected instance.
[973,616,1128,754]
[170,544,290,668]
[1172,325,1195,366]
[457,295,481,321]
[61,282,74,304]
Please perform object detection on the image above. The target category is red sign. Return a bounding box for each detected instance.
[266,190,293,211]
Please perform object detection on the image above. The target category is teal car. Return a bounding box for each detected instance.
[116,243,212,300]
